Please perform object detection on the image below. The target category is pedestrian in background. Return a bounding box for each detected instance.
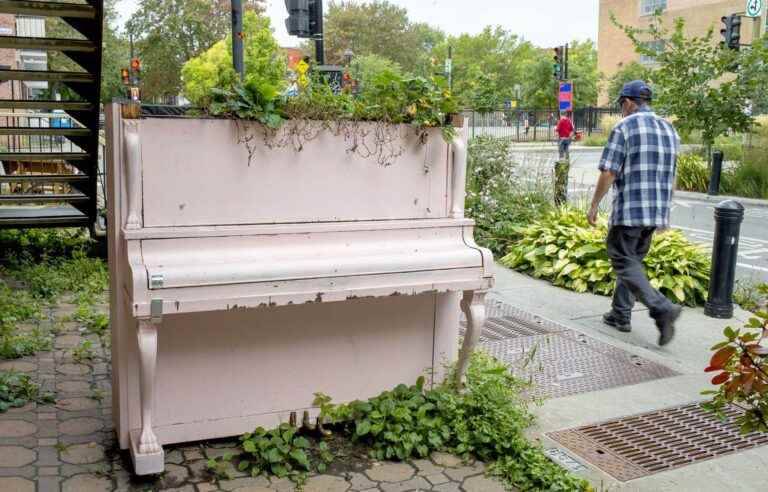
[587,80,682,346]
[556,112,574,160]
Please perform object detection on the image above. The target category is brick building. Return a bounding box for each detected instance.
[598,0,766,104]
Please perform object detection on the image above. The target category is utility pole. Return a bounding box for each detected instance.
[564,43,569,80]
[231,0,244,79]
[314,0,324,65]
[446,45,453,90]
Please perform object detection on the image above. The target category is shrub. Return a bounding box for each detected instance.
[676,153,708,192]
[500,208,710,305]
[182,12,286,108]
[721,148,768,199]
[582,134,607,147]
[315,353,590,492]
[465,137,553,256]
[0,228,94,266]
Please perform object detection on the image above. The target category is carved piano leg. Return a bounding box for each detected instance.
[130,318,164,475]
[456,290,487,388]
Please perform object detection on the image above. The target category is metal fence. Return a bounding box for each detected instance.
[464,107,623,142]
[0,113,82,153]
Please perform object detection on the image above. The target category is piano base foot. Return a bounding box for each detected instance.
[130,429,165,475]
[456,289,488,389]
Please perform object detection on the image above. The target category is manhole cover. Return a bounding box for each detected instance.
[547,402,768,481]
[461,300,680,399]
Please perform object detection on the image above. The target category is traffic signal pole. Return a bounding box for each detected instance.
[231,0,244,79]
[314,0,324,65]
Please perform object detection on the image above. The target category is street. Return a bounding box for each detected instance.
[512,146,768,283]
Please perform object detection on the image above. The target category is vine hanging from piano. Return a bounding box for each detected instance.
[181,13,458,166]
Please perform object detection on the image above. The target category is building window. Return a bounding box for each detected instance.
[640,0,667,16]
[640,40,664,65]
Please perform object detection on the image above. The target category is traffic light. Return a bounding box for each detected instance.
[121,68,130,85]
[553,46,563,80]
[130,57,141,73]
[720,14,742,50]
[285,0,322,38]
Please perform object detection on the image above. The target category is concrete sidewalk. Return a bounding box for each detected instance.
[491,264,768,492]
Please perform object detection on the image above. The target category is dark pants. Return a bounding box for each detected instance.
[606,226,674,322]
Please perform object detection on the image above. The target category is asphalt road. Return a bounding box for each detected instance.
[510,145,768,284]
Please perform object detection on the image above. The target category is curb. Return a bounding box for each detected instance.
[675,190,768,209]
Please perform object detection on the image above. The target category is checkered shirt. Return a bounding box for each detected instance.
[598,107,680,227]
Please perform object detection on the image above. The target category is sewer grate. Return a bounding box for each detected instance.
[481,329,680,399]
[547,402,768,481]
[460,298,565,342]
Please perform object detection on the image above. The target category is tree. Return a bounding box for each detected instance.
[607,61,652,103]
[128,0,266,99]
[567,40,600,108]
[614,13,768,154]
[321,0,442,74]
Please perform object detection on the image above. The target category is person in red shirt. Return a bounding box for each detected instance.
[556,112,575,160]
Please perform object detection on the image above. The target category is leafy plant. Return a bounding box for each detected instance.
[0,328,53,360]
[703,310,768,434]
[238,424,330,485]
[734,281,768,313]
[206,452,233,480]
[315,353,590,492]
[72,305,110,338]
[0,371,54,413]
[500,208,710,305]
[676,153,708,192]
[71,340,95,364]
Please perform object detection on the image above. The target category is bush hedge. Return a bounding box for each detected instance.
[499,209,711,306]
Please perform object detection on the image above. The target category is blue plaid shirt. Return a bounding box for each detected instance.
[598,106,679,227]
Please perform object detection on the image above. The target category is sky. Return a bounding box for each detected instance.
[115,0,600,48]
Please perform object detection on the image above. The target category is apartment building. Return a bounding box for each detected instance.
[598,0,766,104]
[0,13,48,101]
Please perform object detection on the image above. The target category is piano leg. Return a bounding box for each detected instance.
[456,290,487,388]
[130,318,164,475]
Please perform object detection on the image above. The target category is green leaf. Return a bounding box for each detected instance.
[356,420,372,436]
[289,449,311,469]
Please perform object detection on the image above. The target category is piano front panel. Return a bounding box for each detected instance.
[137,118,451,228]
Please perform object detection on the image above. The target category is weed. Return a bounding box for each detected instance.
[0,371,54,412]
[71,340,95,364]
[89,387,105,402]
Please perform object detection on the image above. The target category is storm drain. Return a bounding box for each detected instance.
[547,402,768,481]
[461,299,680,398]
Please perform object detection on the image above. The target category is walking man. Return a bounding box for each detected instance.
[587,81,682,346]
[556,112,574,160]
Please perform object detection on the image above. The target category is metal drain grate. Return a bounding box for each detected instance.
[548,402,768,481]
[460,298,565,342]
[482,329,680,399]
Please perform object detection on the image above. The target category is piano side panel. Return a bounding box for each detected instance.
[120,294,444,445]
[137,119,451,227]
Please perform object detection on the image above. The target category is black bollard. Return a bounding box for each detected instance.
[708,150,724,196]
[704,200,744,319]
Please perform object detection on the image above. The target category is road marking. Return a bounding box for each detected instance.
[672,225,768,245]
[737,263,768,273]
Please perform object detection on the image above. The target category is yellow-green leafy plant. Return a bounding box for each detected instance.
[500,208,710,305]
[676,153,709,192]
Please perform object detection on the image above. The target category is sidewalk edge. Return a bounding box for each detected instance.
[674,190,768,209]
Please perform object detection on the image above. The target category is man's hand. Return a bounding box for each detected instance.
[587,205,599,226]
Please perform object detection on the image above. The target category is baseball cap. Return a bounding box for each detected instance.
[617,80,652,103]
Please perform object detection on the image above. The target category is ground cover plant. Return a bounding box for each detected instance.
[0,370,54,413]
[218,353,590,491]
[500,208,710,305]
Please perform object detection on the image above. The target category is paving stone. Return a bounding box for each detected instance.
[39,466,59,476]
[462,475,506,492]
[55,335,82,349]
[206,446,240,459]
[184,448,204,460]
[57,398,100,411]
[379,476,431,492]
[187,459,210,479]
[425,473,449,485]
[36,446,61,466]
[58,363,91,376]
[37,476,62,492]
[268,477,296,491]
[0,477,35,492]
[411,458,443,476]
[231,487,274,492]
[6,403,36,414]
[162,486,196,492]
[15,322,39,333]
[161,463,191,487]
[165,448,184,464]
[0,420,37,437]
[219,477,272,491]
[38,438,58,446]
[56,381,91,394]
[61,474,112,492]
[0,361,36,372]
[0,445,36,467]
[39,412,58,421]
[59,417,103,436]
[430,452,462,468]
[443,463,484,482]
[36,419,60,438]
[303,475,350,492]
[431,483,461,492]
[60,442,105,464]
[347,472,377,490]
[195,483,221,492]
[365,463,414,483]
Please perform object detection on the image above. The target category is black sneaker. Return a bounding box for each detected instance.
[656,305,682,347]
[603,311,632,333]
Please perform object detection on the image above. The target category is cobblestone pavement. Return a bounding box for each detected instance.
[0,302,512,492]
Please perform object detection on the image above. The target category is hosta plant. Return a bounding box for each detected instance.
[703,310,768,433]
[500,208,710,305]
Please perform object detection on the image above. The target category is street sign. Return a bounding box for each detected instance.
[558,81,573,112]
[746,0,763,18]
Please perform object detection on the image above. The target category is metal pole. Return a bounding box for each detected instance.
[705,200,745,319]
[314,0,325,65]
[708,150,724,196]
[447,45,453,90]
[231,0,244,79]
